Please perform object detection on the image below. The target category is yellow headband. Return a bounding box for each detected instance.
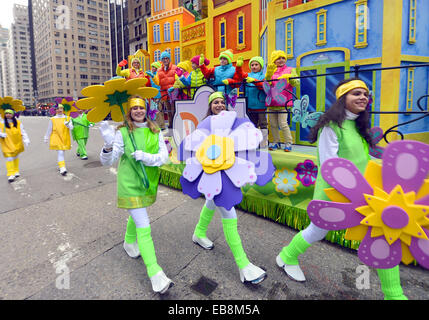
[128,97,146,109]
[335,80,369,99]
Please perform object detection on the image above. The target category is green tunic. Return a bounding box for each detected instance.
[313,120,370,201]
[117,126,161,208]
[72,114,93,140]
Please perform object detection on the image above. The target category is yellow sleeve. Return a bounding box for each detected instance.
[153,74,160,86]
[116,65,130,78]
[289,68,300,87]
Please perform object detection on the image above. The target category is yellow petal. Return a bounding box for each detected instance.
[399,233,412,246]
[87,105,109,123]
[324,188,350,203]
[416,179,429,200]
[111,105,125,122]
[76,97,97,110]
[364,160,383,189]
[370,226,385,238]
[81,85,105,97]
[345,224,368,241]
[356,205,374,217]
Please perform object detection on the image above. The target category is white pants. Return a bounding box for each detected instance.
[57,150,65,162]
[302,222,329,244]
[128,207,150,228]
[205,199,237,219]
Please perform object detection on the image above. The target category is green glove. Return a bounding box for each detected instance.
[246,77,256,83]
[199,54,205,66]
[222,79,229,85]
[236,57,243,67]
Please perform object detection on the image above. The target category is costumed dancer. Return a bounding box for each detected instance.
[265,50,299,152]
[0,109,30,182]
[44,104,73,176]
[199,50,237,94]
[168,60,192,100]
[98,95,172,294]
[276,78,407,300]
[152,51,177,132]
[72,109,94,160]
[177,55,210,98]
[116,57,152,85]
[179,91,275,284]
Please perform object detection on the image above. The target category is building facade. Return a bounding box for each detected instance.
[109,0,130,76]
[0,25,9,97]
[31,0,112,104]
[128,0,152,54]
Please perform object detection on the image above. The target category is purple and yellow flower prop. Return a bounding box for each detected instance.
[76,78,159,189]
[307,140,429,269]
[0,96,25,118]
[51,97,79,121]
[294,159,318,187]
[178,111,275,210]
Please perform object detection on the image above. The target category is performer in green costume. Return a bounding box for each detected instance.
[276,78,407,300]
[72,109,94,160]
[99,95,172,294]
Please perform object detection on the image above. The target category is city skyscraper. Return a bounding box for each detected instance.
[109,0,130,77]
[6,4,33,106]
[30,0,112,104]
[0,24,10,97]
[128,0,151,54]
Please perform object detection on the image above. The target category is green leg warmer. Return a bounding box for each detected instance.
[377,266,408,300]
[77,139,88,157]
[194,205,215,238]
[279,231,311,265]
[136,227,162,278]
[222,218,250,269]
[124,216,137,244]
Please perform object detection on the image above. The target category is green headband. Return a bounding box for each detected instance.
[208,92,225,105]
[5,109,14,115]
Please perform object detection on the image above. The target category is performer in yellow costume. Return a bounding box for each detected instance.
[0,109,30,182]
[44,104,74,175]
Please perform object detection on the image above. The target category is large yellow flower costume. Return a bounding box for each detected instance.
[0,97,25,118]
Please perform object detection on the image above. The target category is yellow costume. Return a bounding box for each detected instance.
[46,116,72,150]
[0,120,24,158]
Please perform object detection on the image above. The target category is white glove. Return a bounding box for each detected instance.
[24,139,30,147]
[99,121,115,148]
[44,137,49,144]
[0,132,7,138]
[131,150,150,163]
[64,120,71,127]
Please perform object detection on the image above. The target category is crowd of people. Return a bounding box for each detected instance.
[0,48,412,300]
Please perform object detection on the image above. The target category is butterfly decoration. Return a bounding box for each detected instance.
[225,88,238,109]
[168,88,188,105]
[147,99,159,121]
[369,126,385,159]
[291,95,323,128]
[262,79,288,107]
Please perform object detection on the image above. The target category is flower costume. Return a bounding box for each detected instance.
[0,109,30,182]
[78,78,173,294]
[178,108,275,284]
[71,111,94,160]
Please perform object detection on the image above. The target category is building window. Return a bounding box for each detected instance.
[153,24,160,43]
[174,47,180,64]
[355,0,368,48]
[219,18,226,50]
[173,21,180,41]
[316,9,327,46]
[164,22,170,42]
[408,0,417,44]
[154,49,161,62]
[236,12,245,50]
[406,68,415,112]
[285,18,294,58]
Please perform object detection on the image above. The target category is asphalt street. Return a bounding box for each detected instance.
[1,116,428,307]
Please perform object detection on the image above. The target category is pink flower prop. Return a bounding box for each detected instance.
[307,140,429,269]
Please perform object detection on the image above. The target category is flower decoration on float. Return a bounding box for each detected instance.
[76,77,158,123]
[0,96,25,118]
[307,140,429,269]
[294,159,318,187]
[178,110,275,210]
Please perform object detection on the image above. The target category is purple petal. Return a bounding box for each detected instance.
[197,116,212,132]
[197,171,222,200]
[224,157,257,187]
[320,158,373,205]
[180,175,202,199]
[307,200,364,230]
[230,117,249,131]
[358,230,402,269]
[382,140,429,193]
[182,157,203,182]
[213,171,242,210]
[229,122,262,152]
[210,110,236,137]
[183,128,209,152]
[238,150,275,186]
[409,228,429,269]
[416,195,429,206]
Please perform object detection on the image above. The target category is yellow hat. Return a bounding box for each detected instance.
[271,50,287,64]
[177,60,192,73]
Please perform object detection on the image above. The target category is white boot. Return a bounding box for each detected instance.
[192,234,214,250]
[123,241,140,258]
[8,175,15,182]
[59,167,67,176]
[276,254,306,282]
[260,129,269,149]
[239,263,267,284]
[150,270,173,294]
[14,172,20,178]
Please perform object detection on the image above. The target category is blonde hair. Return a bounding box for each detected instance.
[117,95,160,134]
